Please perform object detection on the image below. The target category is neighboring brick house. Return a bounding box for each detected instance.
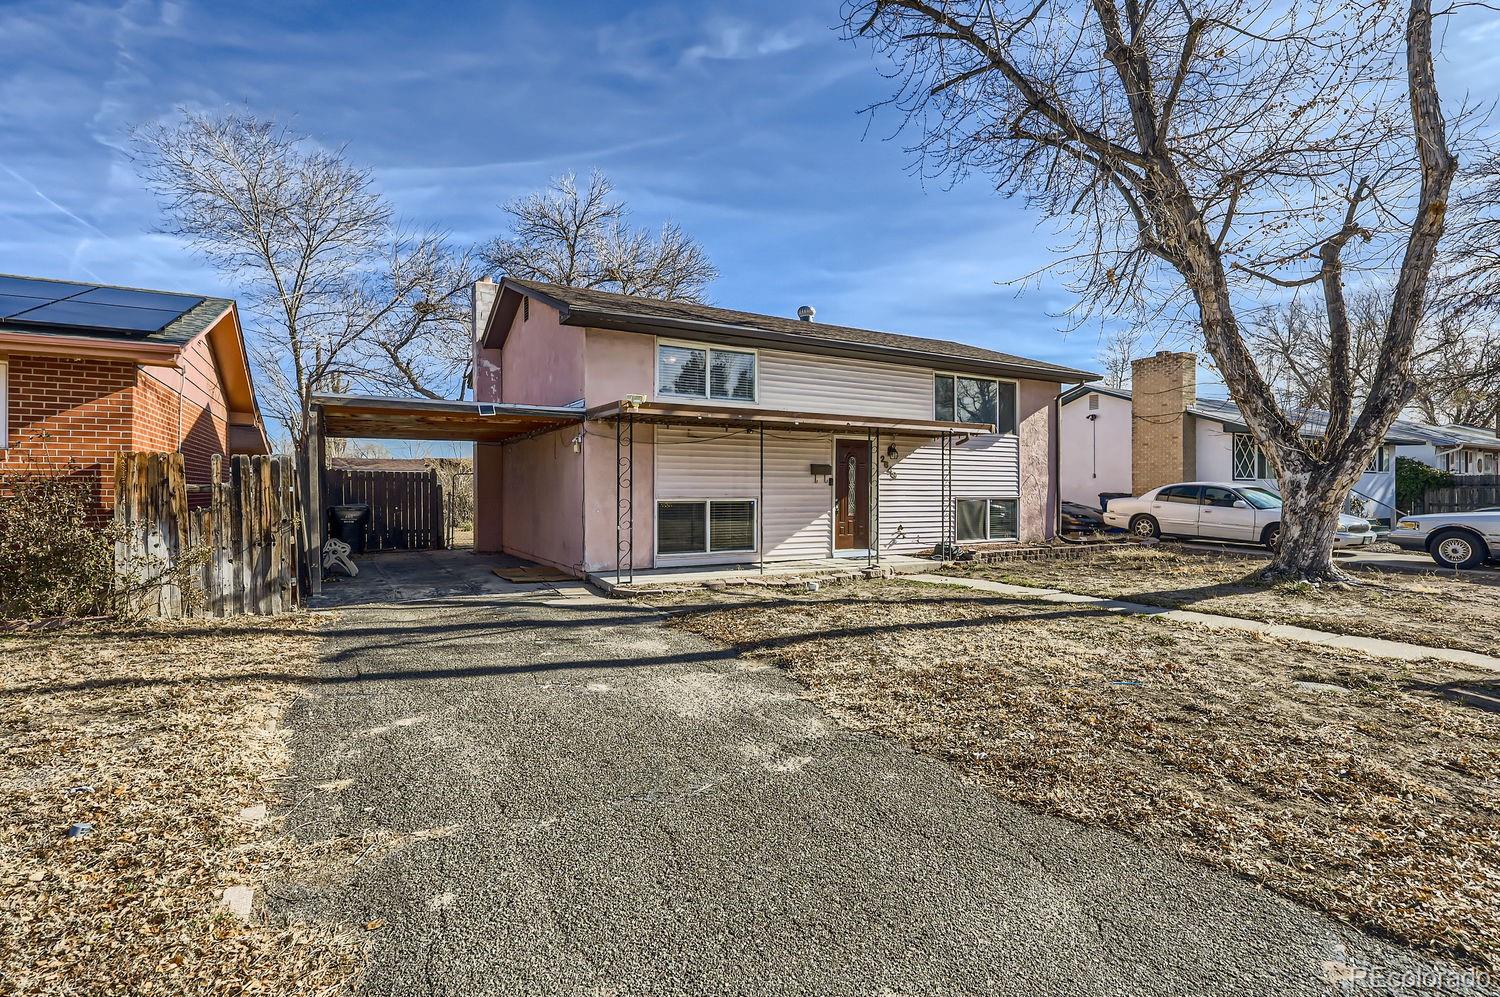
[1059,351,1421,524]
[0,273,270,514]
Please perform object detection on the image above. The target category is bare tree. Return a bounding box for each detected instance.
[1096,327,1143,388]
[845,0,1479,581]
[134,111,475,442]
[1248,289,1500,426]
[482,171,717,301]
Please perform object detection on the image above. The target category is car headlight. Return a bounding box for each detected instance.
[1396,520,1421,530]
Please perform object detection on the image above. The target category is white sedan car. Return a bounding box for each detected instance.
[1101,482,1377,550]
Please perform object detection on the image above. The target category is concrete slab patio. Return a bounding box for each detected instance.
[272,550,1490,995]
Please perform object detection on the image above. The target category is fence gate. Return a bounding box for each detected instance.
[113,451,300,619]
[326,467,446,551]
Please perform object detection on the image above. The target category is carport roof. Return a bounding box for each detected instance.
[312,394,583,442]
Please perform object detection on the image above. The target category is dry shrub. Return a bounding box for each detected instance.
[0,467,118,620]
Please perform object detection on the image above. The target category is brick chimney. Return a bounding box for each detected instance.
[1131,351,1197,494]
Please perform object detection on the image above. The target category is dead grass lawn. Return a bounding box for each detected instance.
[954,545,1500,655]
[0,617,359,996]
[653,579,1500,969]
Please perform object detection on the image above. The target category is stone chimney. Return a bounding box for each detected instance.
[1131,351,1197,494]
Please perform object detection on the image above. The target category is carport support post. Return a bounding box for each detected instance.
[300,404,325,598]
[615,412,634,586]
[874,428,881,566]
[866,427,873,570]
[758,424,765,575]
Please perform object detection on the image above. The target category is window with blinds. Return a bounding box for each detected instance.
[656,500,757,555]
[657,342,756,401]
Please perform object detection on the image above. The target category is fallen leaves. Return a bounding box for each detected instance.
[655,579,1500,971]
[0,616,360,995]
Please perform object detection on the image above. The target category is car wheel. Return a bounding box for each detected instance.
[1262,523,1281,550]
[1129,515,1160,540]
[1430,529,1488,570]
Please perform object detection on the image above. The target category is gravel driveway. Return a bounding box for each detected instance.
[271,553,1489,996]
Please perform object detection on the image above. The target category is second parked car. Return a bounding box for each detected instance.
[1101,482,1377,549]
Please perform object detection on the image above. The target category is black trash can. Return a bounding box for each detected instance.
[328,503,370,554]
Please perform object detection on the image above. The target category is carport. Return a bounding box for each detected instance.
[300,394,583,596]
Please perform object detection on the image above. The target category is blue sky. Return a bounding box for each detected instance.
[4,0,1500,440]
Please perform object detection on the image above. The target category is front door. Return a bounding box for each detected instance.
[834,440,871,550]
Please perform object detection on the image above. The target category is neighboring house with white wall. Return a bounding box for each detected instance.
[466,277,1098,577]
[1060,352,1417,524]
[1391,419,1500,475]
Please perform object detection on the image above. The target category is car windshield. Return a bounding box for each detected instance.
[1237,487,1282,510]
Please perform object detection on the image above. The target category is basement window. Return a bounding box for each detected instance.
[934,374,1017,434]
[955,498,1018,542]
[657,500,757,555]
[656,342,756,402]
[1231,434,1272,480]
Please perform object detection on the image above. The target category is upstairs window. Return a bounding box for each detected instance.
[657,342,756,402]
[1232,434,1272,480]
[934,374,1017,434]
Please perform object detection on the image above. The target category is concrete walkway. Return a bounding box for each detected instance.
[269,551,1488,996]
[911,573,1500,673]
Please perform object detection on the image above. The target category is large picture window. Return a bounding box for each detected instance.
[955,498,1018,542]
[657,500,757,555]
[934,374,1016,434]
[1231,434,1272,480]
[657,343,756,402]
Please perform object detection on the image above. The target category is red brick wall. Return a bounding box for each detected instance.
[1,354,137,513]
[2,346,235,515]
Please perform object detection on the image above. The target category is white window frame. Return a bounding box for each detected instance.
[654,338,759,404]
[954,496,1020,542]
[0,358,7,449]
[1365,445,1391,473]
[1232,433,1272,480]
[932,371,1019,435]
[654,498,758,557]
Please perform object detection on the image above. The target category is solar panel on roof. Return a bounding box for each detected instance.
[0,293,54,319]
[0,275,86,301]
[73,286,203,311]
[9,299,186,334]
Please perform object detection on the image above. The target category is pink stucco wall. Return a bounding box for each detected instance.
[1018,379,1060,542]
[492,300,587,571]
[501,300,584,406]
[474,443,503,552]
[581,329,656,572]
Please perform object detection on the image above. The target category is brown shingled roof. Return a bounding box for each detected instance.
[489,277,1098,383]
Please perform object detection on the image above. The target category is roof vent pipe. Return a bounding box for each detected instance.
[797,305,816,322]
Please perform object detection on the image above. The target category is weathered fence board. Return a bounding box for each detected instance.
[1415,474,1500,514]
[114,452,299,618]
[325,467,446,551]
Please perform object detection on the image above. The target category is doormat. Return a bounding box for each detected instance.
[492,566,574,582]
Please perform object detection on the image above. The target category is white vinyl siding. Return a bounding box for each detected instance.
[653,426,1021,562]
[654,426,830,561]
[877,434,1021,553]
[755,349,931,419]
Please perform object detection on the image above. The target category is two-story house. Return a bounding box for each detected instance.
[467,277,1096,578]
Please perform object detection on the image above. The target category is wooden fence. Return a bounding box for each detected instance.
[113,452,299,618]
[1415,474,1500,514]
[325,467,446,551]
